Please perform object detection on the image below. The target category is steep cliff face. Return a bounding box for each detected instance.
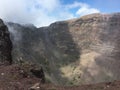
[7,23,45,63]
[64,13,120,85]
[7,13,120,85]
[0,19,12,65]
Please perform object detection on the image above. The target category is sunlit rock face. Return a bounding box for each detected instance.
[7,13,120,85]
[60,13,120,85]
[0,19,12,65]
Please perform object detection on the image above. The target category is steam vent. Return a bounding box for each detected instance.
[0,19,12,65]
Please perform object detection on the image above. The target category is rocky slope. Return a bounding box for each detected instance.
[1,64,120,90]
[0,19,46,90]
[6,13,120,85]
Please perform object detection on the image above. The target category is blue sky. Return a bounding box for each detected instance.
[0,0,119,27]
[62,0,120,13]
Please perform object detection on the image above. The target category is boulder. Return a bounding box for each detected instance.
[30,67,45,83]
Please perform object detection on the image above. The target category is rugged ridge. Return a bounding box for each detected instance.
[7,13,120,85]
[0,19,12,65]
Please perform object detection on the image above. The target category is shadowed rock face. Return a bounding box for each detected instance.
[6,13,120,85]
[0,19,12,65]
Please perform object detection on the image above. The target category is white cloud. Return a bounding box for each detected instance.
[0,0,100,27]
[76,6,100,16]
[0,0,61,27]
[65,2,100,16]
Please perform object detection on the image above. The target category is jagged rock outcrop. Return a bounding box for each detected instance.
[0,19,12,65]
[6,13,120,85]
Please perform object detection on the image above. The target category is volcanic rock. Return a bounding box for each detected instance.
[0,19,12,65]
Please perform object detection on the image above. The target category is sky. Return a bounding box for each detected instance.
[0,0,120,27]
